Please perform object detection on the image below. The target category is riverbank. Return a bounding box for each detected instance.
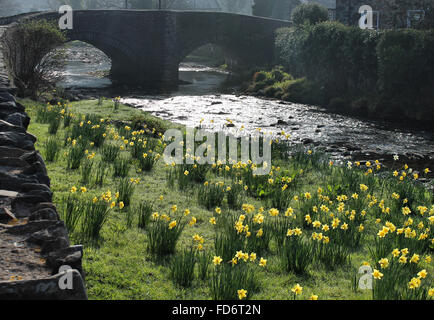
[242,67,434,133]
[21,97,433,300]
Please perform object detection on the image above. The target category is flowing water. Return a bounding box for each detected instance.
[55,42,434,180]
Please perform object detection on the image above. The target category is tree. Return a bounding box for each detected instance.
[0,19,66,97]
[291,2,329,25]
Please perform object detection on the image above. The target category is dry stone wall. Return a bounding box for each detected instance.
[0,26,87,300]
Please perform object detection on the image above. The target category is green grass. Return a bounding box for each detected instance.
[22,98,433,300]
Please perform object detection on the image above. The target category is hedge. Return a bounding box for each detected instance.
[274,22,434,121]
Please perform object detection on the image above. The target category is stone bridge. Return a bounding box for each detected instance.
[0,10,290,91]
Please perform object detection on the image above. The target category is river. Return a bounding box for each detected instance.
[55,42,434,181]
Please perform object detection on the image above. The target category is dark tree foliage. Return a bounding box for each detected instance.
[291,2,329,25]
[275,22,434,120]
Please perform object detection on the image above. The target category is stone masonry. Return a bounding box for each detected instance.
[0,27,87,300]
[0,10,290,91]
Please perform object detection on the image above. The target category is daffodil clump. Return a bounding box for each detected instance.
[371,248,432,300]
[61,187,123,243]
[147,205,193,256]
[210,250,265,300]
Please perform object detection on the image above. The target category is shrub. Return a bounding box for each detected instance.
[130,114,147,130]
[0,19,66,98]
[291,3,329,26]
[274,21,433,122]
[376,29,434,117]
[282,77,324,105]
[252,71,267,83]
[264,86,277,98]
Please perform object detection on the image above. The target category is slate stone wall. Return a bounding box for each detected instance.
[0,27,87,299]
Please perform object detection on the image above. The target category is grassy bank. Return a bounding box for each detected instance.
[22,98,433,300]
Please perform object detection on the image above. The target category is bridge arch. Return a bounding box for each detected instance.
[64,30,138,83]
